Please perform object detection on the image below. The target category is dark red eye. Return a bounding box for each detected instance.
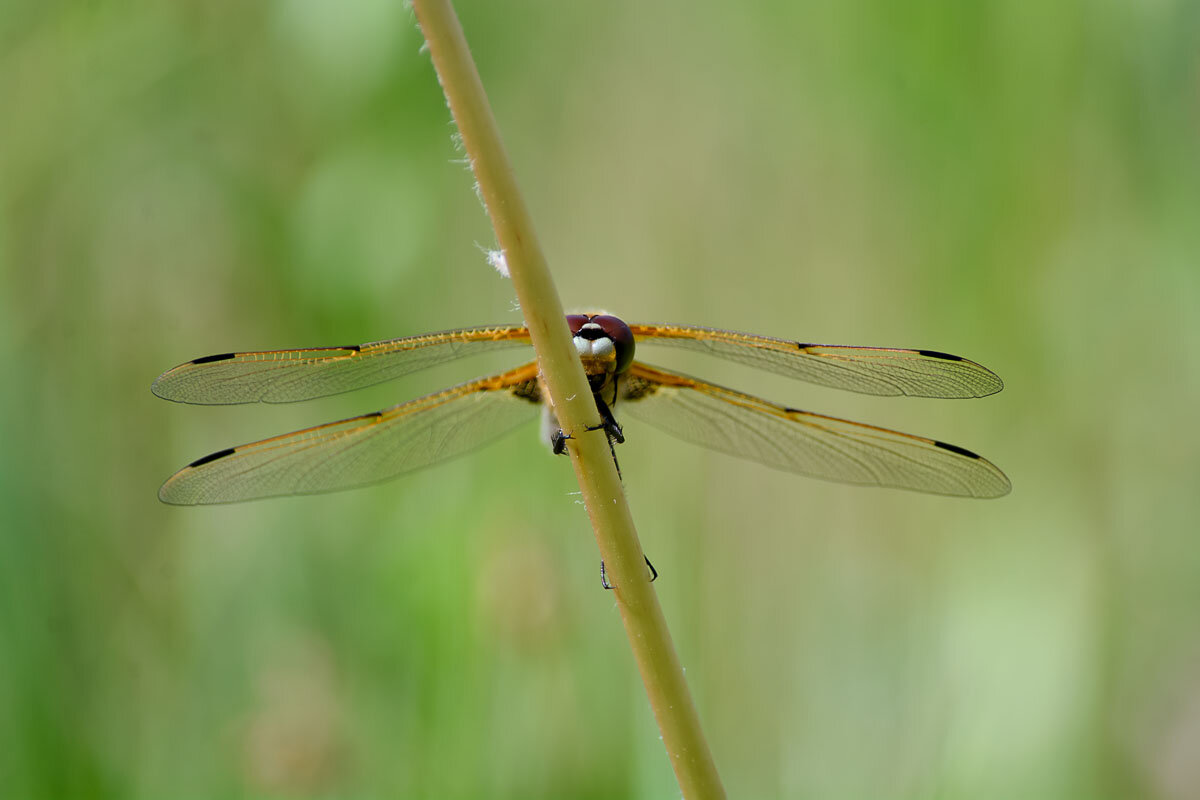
[566,314,590,335]
[592,315,635,374]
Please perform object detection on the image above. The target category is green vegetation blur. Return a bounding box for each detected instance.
[2,1,1198,797]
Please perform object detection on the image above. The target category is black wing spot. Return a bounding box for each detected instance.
[188,447,236,468]
[795,342,816,350]
[362,411,383,419]
[191,352,237,365]
[917,349,964,362]
[341,345,361,353]
[621,376,660,402]
[510,379,543,404]
[934,440,980,459]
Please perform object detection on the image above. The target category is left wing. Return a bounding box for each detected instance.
[152,324,532,405]
[159,363,542,504]
[628,323,1002,398]
[620,363,1010,498]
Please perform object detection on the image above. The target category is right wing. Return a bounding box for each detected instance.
[158,363,543,504]
[152,324,532,405]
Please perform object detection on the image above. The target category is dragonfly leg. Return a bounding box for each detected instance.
[600,555,658,590]
[588,392,625,477]
[553,388,620,456]
[590,393,624,444]
[551,418,620,480]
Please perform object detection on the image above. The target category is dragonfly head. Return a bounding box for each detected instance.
[567,313,635,379]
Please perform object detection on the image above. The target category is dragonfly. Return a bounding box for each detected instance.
[153,313,1011,504]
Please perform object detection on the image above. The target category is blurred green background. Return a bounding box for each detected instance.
[2,0,1198,797]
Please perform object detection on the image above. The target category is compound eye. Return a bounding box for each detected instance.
[566,314,590,335]
[592,315,636,374]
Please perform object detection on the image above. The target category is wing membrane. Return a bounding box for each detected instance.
[621,363,1010,498]
[159,363,543,504]
[152,325,532,405]
[629,323,1002,398]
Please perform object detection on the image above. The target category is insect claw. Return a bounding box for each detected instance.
[600,555,657,590]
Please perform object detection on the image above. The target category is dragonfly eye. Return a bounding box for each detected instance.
[566,314,591,335]
[592,315,635,374]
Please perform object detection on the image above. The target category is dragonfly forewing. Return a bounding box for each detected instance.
[152,325,532,405]
[628,323,1002,398]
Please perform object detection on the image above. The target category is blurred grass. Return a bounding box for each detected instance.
[2,0,1199,798]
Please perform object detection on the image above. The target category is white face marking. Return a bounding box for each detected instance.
[573,325,616,360]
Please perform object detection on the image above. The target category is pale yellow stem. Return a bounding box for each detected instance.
[409,1,726,797]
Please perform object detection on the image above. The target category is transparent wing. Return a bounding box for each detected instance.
[628,323,1002,398]
[621,363,1010,498]
[159,363,543,504]
[152,324,532,405]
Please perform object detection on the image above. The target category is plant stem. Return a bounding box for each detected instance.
[409,1,725,797]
